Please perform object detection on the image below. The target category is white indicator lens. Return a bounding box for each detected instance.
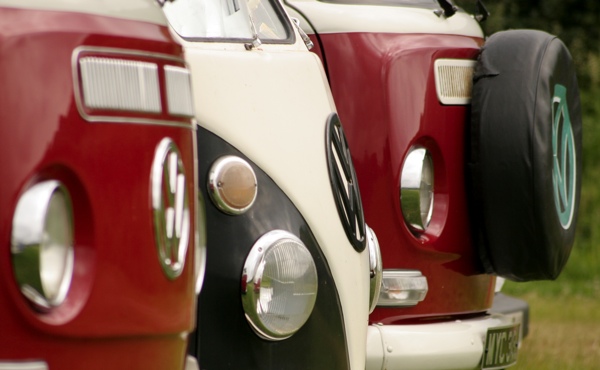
[377,270,428,307]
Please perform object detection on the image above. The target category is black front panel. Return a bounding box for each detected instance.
[190,127,349,370]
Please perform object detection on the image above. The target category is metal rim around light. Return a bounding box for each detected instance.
[400,147,434,233]
[366,225,382,314]
[241,230,318,341]
[207,156,257,215]
[11,180,75,311]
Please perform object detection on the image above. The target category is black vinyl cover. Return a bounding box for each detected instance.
[470,30,582,281]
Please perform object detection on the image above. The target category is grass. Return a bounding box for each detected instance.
[502,86,600,369]
[505,293,600,370]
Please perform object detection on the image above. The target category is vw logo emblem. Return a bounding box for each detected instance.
[151,138,190,279]
[326,113,366,252]
[552,84,577,230]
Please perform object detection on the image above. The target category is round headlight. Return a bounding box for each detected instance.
[241,230,318,341]
[208,156,257,215]
[11,180,74,311]
[400,148,434,233]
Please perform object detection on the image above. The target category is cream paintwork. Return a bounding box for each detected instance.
[170,31,370,369]
[367,315,518,370]
[285,0,484,37]
[0,0,168,25]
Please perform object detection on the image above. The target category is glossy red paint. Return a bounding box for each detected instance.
[0,7,196,368]
[316,32,495,323]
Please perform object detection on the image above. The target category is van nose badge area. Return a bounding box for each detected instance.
[151,137,190,279]
[325,113,366,252]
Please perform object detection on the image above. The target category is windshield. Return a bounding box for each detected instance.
[163,0,290,41]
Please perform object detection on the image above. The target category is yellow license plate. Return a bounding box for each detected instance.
[482,323,520,369]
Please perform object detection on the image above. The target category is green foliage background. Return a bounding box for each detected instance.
[475,0,600,91]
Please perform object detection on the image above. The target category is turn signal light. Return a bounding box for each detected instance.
[377,270,428,307]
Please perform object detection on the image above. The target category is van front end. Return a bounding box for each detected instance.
[0,1,202,369]
[278,1,579,369]
[162,0,375,367]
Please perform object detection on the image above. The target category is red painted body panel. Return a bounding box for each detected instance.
[0,7,195,368]
[316,32,495,323]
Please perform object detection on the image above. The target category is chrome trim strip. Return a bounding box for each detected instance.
[0,361,48,370]
[71,46,191,128]
[73,46,186,65]
[367,226,382,314]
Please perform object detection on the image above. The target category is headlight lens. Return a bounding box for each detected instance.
[11,181,75,311]
[241,230,318,340]
[400,147,434,233]
[208,156,257,215]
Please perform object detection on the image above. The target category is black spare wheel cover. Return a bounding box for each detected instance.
[470,30,582,281]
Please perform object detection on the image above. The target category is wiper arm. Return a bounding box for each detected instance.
[291,18,314,51]
[436,0,457,18]
[245,14,262,50]
[475,0,490,23]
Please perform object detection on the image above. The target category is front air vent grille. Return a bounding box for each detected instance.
[73,47,196,127]
[165,65,195,117]
[434,59,476,105]
[79,57,161,113]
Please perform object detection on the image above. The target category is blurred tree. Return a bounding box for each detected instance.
[461,0,599,89]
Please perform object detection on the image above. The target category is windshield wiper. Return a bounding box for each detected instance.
[475,0,490,22]
[435,0,457,17]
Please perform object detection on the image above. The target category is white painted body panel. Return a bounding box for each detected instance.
[0,0,168,25]
[172,33,370,369]
[286,0,483,37]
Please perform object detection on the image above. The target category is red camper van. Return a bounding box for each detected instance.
[0,1,203,369]
[285,0,581,368]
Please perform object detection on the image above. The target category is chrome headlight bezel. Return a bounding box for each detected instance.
[11,180,75,311]
[367,226,382,314]
[241,230,318,341]
[208,156,258,215]
[400,147,434,234]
